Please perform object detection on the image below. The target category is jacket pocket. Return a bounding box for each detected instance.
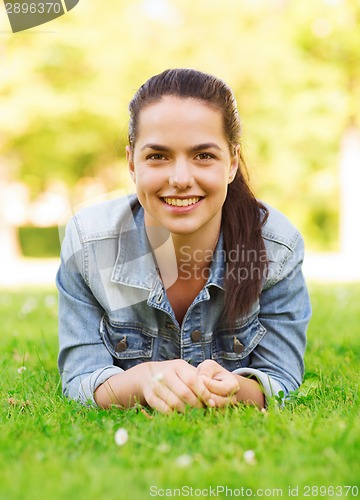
[100,315,154,369]
[212,318,267,371]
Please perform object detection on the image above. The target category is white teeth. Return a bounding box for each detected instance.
[163,197,200,207]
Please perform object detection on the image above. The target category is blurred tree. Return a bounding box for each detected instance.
[285,0,360,249]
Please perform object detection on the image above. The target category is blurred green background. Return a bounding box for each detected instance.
[1,0,359,258]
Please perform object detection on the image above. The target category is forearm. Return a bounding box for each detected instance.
[94,363,148,409]
[234,375,265,409]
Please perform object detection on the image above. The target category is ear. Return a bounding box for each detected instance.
[126,146,136,182]
[228,144,240,184]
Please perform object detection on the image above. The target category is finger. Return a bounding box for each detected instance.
[178,370,213,406]
[143,386,174,414]
[149,363,203,410]
[147,394,173,414]
[170,381,204,409]
[191,375,216,405]
[208,393,238,408]
[153,383,189,413]
[197,359,218,378]
[176,368,209,408]
[203,376,240,397]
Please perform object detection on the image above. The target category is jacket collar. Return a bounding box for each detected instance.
[111,200,225,291]
[111,201,158,290]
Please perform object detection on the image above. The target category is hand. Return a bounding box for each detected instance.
[140,360,215,414]
[196,360,241,407]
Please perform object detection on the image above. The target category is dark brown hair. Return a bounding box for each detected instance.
[128,68,268,322]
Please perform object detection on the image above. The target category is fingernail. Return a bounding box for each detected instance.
[208,399,215,407]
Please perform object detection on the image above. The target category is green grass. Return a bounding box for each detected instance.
[0,284,359,500]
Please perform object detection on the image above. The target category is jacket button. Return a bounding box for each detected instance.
[116,336,128,352]
[233,336,245,354]
[191,330,202,342]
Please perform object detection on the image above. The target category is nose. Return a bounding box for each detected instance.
[169,159,194,189]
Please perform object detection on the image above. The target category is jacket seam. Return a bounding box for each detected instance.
[265,231,301,286]
[73,215,90,286]
[262,229,300,252]
[82,232,121,243]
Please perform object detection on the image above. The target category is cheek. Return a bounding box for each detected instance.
[134,170,161,193]
[205,170,230,191]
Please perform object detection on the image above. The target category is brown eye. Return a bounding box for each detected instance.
[196,153,215,160]
[146,153,166,161]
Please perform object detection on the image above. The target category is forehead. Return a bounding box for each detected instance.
[136,96,226,142]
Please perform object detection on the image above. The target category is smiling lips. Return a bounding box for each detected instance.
[162,197,202,207]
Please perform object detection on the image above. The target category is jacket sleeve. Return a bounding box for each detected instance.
[56,216,123,404]
[233,232,311,401]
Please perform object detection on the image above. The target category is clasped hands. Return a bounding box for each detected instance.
[142,359,241,414]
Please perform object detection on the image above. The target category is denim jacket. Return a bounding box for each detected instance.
[56,194,311,404]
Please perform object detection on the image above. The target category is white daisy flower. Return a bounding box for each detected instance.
[175,454,192,467]
[157,442,170,453]
[243,449,256,465]
[114,428,128,446]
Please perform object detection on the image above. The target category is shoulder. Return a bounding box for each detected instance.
[60,193,141,262]
[69,193,141,243]
[261,202,302,252]
[259,202,305,287]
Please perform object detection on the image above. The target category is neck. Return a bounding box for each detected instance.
[172,230,219,267]
[146,222,220,288]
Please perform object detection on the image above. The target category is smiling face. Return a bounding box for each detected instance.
[127,96,239,244]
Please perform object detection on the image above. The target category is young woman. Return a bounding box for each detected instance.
[57,68,311,413]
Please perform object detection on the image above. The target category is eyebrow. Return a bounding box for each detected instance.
[140,142,222,152]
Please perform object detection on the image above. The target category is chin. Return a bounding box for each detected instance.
[167,225,201,236]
